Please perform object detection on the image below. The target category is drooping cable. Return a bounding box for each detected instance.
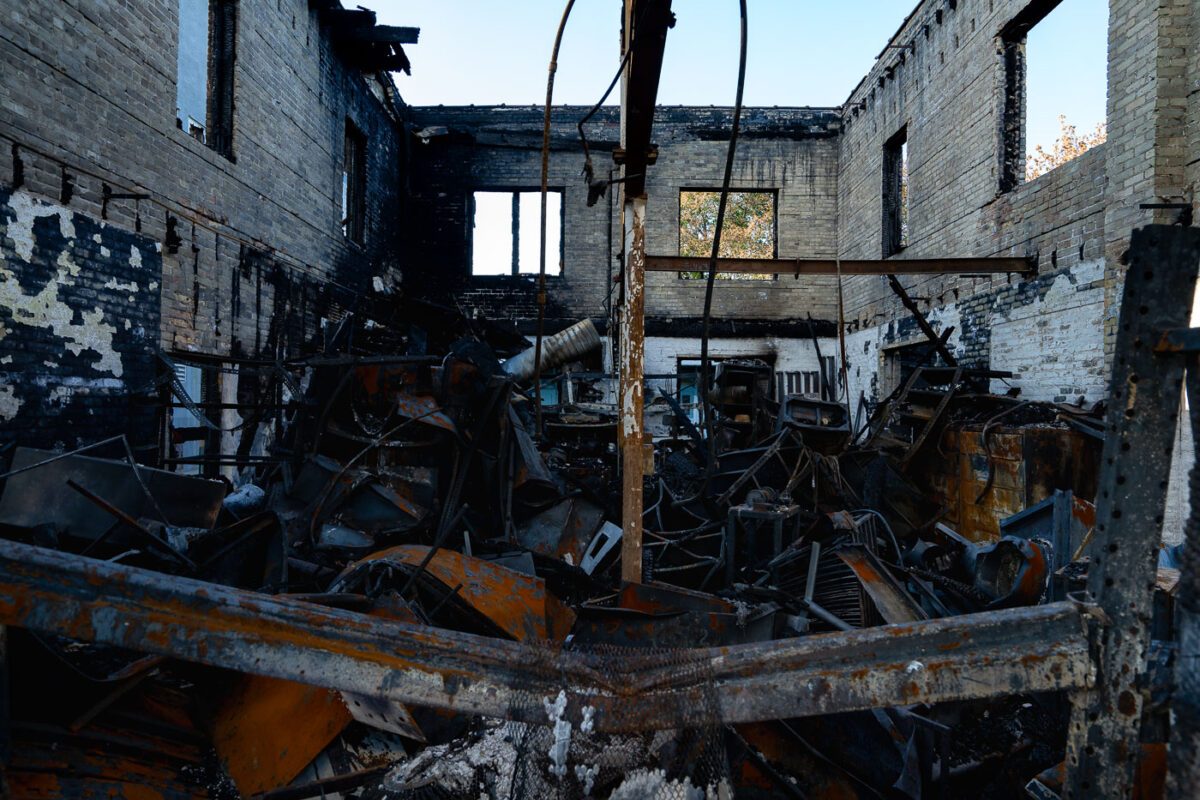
[699,0,748,480]
[533,0,577,437]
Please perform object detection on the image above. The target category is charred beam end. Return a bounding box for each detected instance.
[333,24,419,44]
[0,539,1092,733]
[644,256,1036,276]
[620,0,674,198]
[1154,326,1200,354]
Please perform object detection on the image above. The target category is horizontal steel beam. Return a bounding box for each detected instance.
[1154,326,1200,354]
[0,540,1093,732]
[645,255,1036,276]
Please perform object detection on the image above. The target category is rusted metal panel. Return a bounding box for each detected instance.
[919,425,1100,543]
[7,720,211,800]
[1022,428,1102,509]
[1064,226,1200,799]
[211,675,353,795]
[0,540,1094,733]
[336,545,575,642]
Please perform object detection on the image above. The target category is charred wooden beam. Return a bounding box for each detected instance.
[0,540,1094,733]
[886,275,958,367]
[644,255,1035,275]
[334,25,419,44]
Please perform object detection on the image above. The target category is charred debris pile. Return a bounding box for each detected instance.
[0,300,1166,800]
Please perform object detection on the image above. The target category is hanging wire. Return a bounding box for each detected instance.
[532,0,577,437]
[699,0,749,488]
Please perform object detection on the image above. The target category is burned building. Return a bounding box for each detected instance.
[0,0,408,459]
[0,0,1197,797]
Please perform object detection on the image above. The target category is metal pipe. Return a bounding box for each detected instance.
[619,198,647,582]
[502,318,601,385]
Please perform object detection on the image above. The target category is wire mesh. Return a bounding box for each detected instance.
[374,640,730,800]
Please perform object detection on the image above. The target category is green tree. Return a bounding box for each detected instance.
[1027,115,1107,180]
[679,191,775,280]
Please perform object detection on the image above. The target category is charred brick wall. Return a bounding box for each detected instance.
[836,0,1187,403]
[0,187,161,450]
[404,105,842,334]
[0,0,404,450]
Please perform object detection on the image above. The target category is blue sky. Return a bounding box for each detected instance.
[373,0,1108,159]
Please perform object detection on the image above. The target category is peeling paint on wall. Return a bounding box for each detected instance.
[0,382,22,422]
[1,190,127,376]
[0,187,161,449]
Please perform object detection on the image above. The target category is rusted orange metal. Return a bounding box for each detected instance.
[917,426,1100,541]
[211,675,353,796]
[345,545,576,641]
[0,539,1095,732]
[6,719,210,800]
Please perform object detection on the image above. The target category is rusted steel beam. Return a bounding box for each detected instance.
[619,197,647,583]
[1153,326,1200,354]
[0,539,1094,733]
[1063,226,1200,799]
[619,0,673,197]
[644,255,1036,276]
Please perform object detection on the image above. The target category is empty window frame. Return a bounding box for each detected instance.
[342,121,367,244]
[165,360,220,476]
[175,0,237,157]
[678,190,776,280]
[1000,0,1108,189]
[471,190,563,276]
[882,126,909,257]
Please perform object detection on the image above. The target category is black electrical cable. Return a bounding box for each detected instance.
[699,0,748,484]
[533,0,577,437]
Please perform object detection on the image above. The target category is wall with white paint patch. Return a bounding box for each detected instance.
[0,187,160,449]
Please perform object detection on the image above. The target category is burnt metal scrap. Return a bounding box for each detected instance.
[0,228,1193,798]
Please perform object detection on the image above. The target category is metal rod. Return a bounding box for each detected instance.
[644,255,1035,275]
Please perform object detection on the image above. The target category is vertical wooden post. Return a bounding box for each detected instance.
[619,197,646,583]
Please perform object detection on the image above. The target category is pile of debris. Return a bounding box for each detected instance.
[0,302,1171,799]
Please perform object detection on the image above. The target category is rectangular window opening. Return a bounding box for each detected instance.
[883,127,909,257]
[471,190,563,276]
[678,190,776,280]
[1000,0,1108,190]
[176,0,237,158]
[343,121,367,244]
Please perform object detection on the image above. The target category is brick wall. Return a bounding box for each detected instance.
[0,187,160,450]
[0,0,404,449]
[404,105,842,333]
[835,0,1193,401]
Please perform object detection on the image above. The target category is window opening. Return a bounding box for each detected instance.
[176,0,237,158]
[1001,0,1108,189]
[176,0,208,142]
[343,121,367,244]
[471,190,563,276]
[679,190,776,280]
[883,127,909,256]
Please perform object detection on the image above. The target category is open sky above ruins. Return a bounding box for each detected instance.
[376,0,1109,157]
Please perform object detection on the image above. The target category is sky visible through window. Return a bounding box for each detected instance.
[1026,0,1109,163]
